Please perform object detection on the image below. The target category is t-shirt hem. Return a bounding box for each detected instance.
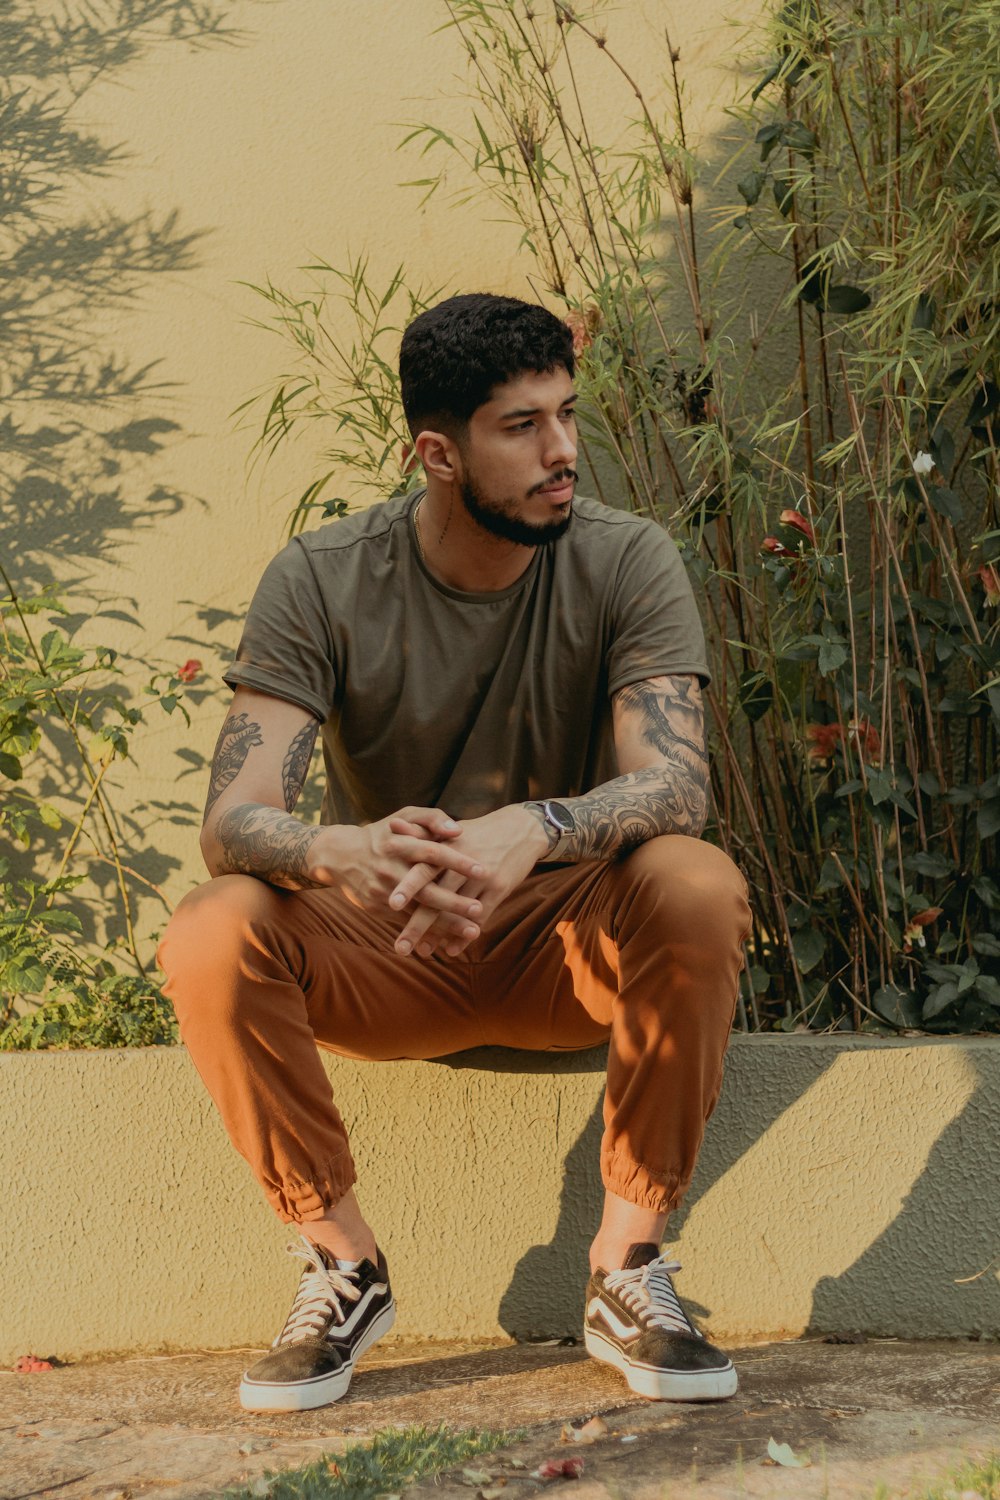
[607,663,712,695]
[222,665,328,722]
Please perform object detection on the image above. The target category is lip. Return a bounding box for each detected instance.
[536,479,575,501]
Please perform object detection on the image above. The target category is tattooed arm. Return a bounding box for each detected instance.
[383,673,710,959]
[524,673,710,861]
[199,687,323,888]
[198,687,486,926]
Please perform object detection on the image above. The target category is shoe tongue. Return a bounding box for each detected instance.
[622,1242,660,1271]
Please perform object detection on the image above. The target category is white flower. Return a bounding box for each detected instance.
[912,450,935,475]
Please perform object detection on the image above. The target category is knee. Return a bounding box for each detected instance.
[619,835,751,938]
[157,874,284,984]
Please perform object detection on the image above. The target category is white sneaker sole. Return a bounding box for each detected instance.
[239,1299,396,1412]
[584,1326,738,1401]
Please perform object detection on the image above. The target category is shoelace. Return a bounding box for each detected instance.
[602,1255,700,1338]
[272,1237,363,1348]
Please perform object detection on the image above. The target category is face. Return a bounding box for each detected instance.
[458,367,579,546]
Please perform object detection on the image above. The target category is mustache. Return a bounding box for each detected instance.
[530,467,579,496]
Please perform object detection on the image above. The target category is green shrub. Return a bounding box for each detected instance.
[245,0,999,1033]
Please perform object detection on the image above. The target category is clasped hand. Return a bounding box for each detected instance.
[386,805,548,959]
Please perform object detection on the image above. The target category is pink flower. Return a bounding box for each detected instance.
[762,536,795,557]
[565,306,600,357]
[978,564,1000,607]
[177,659,201,683]
[903,907,943,953]
[806,723,843,761]
[848,718,882,762]
[780,509,816,545]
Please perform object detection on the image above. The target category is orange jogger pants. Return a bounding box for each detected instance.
[157,834,752,1225]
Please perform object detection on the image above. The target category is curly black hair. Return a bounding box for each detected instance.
[399,292,574,437]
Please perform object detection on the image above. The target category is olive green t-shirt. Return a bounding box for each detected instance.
[223,491,710,826]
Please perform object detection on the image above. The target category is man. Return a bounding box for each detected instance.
[159,292,752,1414]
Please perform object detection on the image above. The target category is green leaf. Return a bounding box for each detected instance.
[798,252,829,306]
[816,855,843,893]
[927,486,963,524]
[737,669,773,722]
[906,851,954,878]
[972,933,1000,957]
[818,640,849,676]
[866,768,894,806]
[913,293,937,331]
[37,804,62,830]
[772,175,795,216]
[923,981,959,1020]
[781,120,816,154]
[973,877,1000,910]
[977,802,1000,839]
[873,985,920,1028]
[975,974,1000,1006]
[966,380,999,427]
[791,925,825,974]
[0,752,23,780]
[825,285,871,315]
[737,170,766,206]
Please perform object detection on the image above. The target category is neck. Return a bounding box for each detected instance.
[414,484,537,593]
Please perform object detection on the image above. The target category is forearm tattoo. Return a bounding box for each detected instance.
[205,712,264,817]
[536,675,710,862]
[281,720,319,811]
[216,802,322,889]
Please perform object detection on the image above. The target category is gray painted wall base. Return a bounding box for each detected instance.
[3,1035,998,1361]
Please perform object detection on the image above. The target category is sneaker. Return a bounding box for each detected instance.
[584,1242,737,1401]
[239,1233,395,1411]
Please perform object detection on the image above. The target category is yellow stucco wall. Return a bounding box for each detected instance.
[3,1036,998,1361]
[18,0,748,930]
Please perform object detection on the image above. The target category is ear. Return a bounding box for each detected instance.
[414,428,463,484]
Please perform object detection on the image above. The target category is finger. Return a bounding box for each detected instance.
[396,902,479,957]
[389,836,484,880]
[388,853,483,912]
[395,807,464,839]
[395,869,478,957]
[388,863,483,918]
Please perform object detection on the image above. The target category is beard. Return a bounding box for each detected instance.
[459,468,577,547]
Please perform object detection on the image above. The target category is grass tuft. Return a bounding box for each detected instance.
[873,1453,1000,1499]
[223,1422,518,1500]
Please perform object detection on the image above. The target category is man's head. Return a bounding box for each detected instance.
[399,293,579,546]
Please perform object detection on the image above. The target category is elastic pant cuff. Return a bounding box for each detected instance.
[601,1149,685,1216]
[264,1151,357,1224]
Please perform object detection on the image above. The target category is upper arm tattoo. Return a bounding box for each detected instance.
[281,720,319,812]
[204,712,264,818]
[529,675,710,863]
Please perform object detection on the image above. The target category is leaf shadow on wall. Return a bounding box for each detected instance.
[0,2,254,950]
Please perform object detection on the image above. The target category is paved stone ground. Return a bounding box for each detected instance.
[1,1339,997,1500]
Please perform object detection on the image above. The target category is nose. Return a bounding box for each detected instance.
[543,416,577,470]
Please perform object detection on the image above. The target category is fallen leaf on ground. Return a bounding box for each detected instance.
[462,1469,493,1486]
[238,1438,274,1456]
[620,1435,639,1443]
[480,1485,508,1498]
[561,1415,609,1444]
[532,1457,585,1480]
[13,1354,54,1372]
[764,1437,811,1468]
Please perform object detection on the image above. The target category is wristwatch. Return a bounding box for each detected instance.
[526,799,577,853]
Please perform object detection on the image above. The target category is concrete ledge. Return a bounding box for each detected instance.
[3,1035,999,1361]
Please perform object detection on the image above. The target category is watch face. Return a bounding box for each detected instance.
[546,800,576,835]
